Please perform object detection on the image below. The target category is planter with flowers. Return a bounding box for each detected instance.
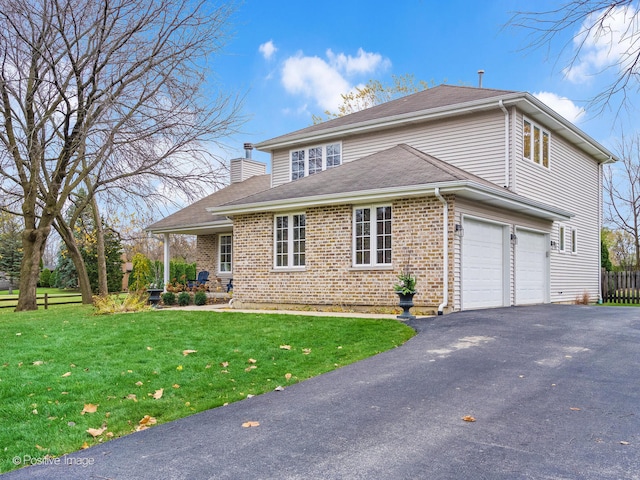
[394,271,417,320]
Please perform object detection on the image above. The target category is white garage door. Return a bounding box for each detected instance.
[462,219,507,310]
[515,229,548,305]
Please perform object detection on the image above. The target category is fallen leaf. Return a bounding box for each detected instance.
[146,346,153,351]
[152,388,164,399]
[220,361,229,368]
[61,372,71,377]
[172,384,180,389]
[244,365,257,372]
[302,348,311,355]
[86,427,106,437]
[274,386,285,391]
[81,442,90,450]
[206,364,212,369]
[285,373,292,381]
[70,364,76,368]
[33,361,44,366]
[241,421,260,428]
[16,332,21,336]
[35,444,46,451]
[248,358,257,364]
[136,415,157,431]
[106,432,114,438]
[176,365,183,371]
[462,415,476,422]
[32,409,38,415]
[280,345,291,350]
[570,407,581,411]
[81,404,98,415]
[135,381,143,387]
[182,349,197,356]
[126,394,137,402]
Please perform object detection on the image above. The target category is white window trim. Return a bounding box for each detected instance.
[274,212,306,270]
[571,227,578,255]
[558,224,566,253]
[218,234,232,274]
[523,117,551,169]
[352,204,392,267]
[289,142,342,181]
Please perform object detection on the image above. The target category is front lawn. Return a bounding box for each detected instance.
[0,305,414,473]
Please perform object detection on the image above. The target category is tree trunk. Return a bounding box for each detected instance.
[16,227,49,311]
[55,217,94,305]
[90,194,109,295]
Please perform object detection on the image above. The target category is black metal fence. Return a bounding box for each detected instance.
[602,270,640,304]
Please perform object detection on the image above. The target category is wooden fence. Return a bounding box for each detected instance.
[601,270,640,304]
[0,293,83,310]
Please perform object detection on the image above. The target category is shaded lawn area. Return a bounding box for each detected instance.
[0,305,415,473]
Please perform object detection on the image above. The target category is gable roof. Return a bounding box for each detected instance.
[146,174,271,234]
[209,144,572,221]
[256,84,616,164]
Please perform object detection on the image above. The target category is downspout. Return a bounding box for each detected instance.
[499,100,509,188]
[163,233,170,292]
[434,188,448,315]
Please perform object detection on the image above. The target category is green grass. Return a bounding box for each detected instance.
[0,305,414,473]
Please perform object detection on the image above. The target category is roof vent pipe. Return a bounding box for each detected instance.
[244,143,253,159]
[478,69,485,88]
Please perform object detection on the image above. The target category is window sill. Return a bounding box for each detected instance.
[348,265,394,272]
[271,267,306,273]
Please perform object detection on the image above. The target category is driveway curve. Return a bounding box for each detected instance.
[3,305,639,480]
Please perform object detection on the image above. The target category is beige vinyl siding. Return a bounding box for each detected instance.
[344,110,507,187]
[453,198,551,310]
[513,110,601,303]
[271,149,290,187]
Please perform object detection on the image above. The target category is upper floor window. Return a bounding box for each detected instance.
[275,213,306,268]
[523,118,550,168]
[218,234,232,273]
[290,143,341,180]
[353,205,392,266]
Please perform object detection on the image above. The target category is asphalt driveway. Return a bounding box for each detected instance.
[3,305,639,479]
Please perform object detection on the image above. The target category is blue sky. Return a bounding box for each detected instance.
[208,0,637,167]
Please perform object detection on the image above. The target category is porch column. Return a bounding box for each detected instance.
[163,233,170,292]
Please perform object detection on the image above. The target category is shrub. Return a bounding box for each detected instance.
[177,291,191,306]
[93,292,149,315]
[194,291,207,306]
[39,268,52,288]
[162,292,176,306]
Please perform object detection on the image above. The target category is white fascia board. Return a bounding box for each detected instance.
[208,181,572,221]
[254,94,524,151]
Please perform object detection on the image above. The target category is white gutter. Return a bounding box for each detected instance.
[499,100,509,188]
[434,188,448,315]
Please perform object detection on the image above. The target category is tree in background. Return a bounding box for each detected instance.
[509,1,640,115]
[604,134,640,270]
[313,74,431,123]
[0,0,242,310]
[0,214,23,294]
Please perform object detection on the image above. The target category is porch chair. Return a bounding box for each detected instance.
[187,270,209,288]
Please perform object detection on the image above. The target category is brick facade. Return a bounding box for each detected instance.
[230,195,455,314]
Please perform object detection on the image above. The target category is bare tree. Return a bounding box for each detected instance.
[604,133,640,269]
[0,0,242,310]
[509,1,640,115]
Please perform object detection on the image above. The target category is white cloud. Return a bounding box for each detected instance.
[259,40,277,60]
[280,48,391,112]
[534,91,586,123]
[564,5,640,83]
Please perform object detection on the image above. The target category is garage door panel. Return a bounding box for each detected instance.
[462,219,506,309]
[516,229,547,305]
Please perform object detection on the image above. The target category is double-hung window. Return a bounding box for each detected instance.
[290,143,341,180]
[523,118,550,168]
[218,234,232,273]
[353,205,392,266]
[275,213,306,268]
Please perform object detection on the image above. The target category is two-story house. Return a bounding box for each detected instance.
[148,85,616,314]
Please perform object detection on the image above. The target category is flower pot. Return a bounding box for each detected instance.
[396,292,416,320]
[147,288,163,307]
